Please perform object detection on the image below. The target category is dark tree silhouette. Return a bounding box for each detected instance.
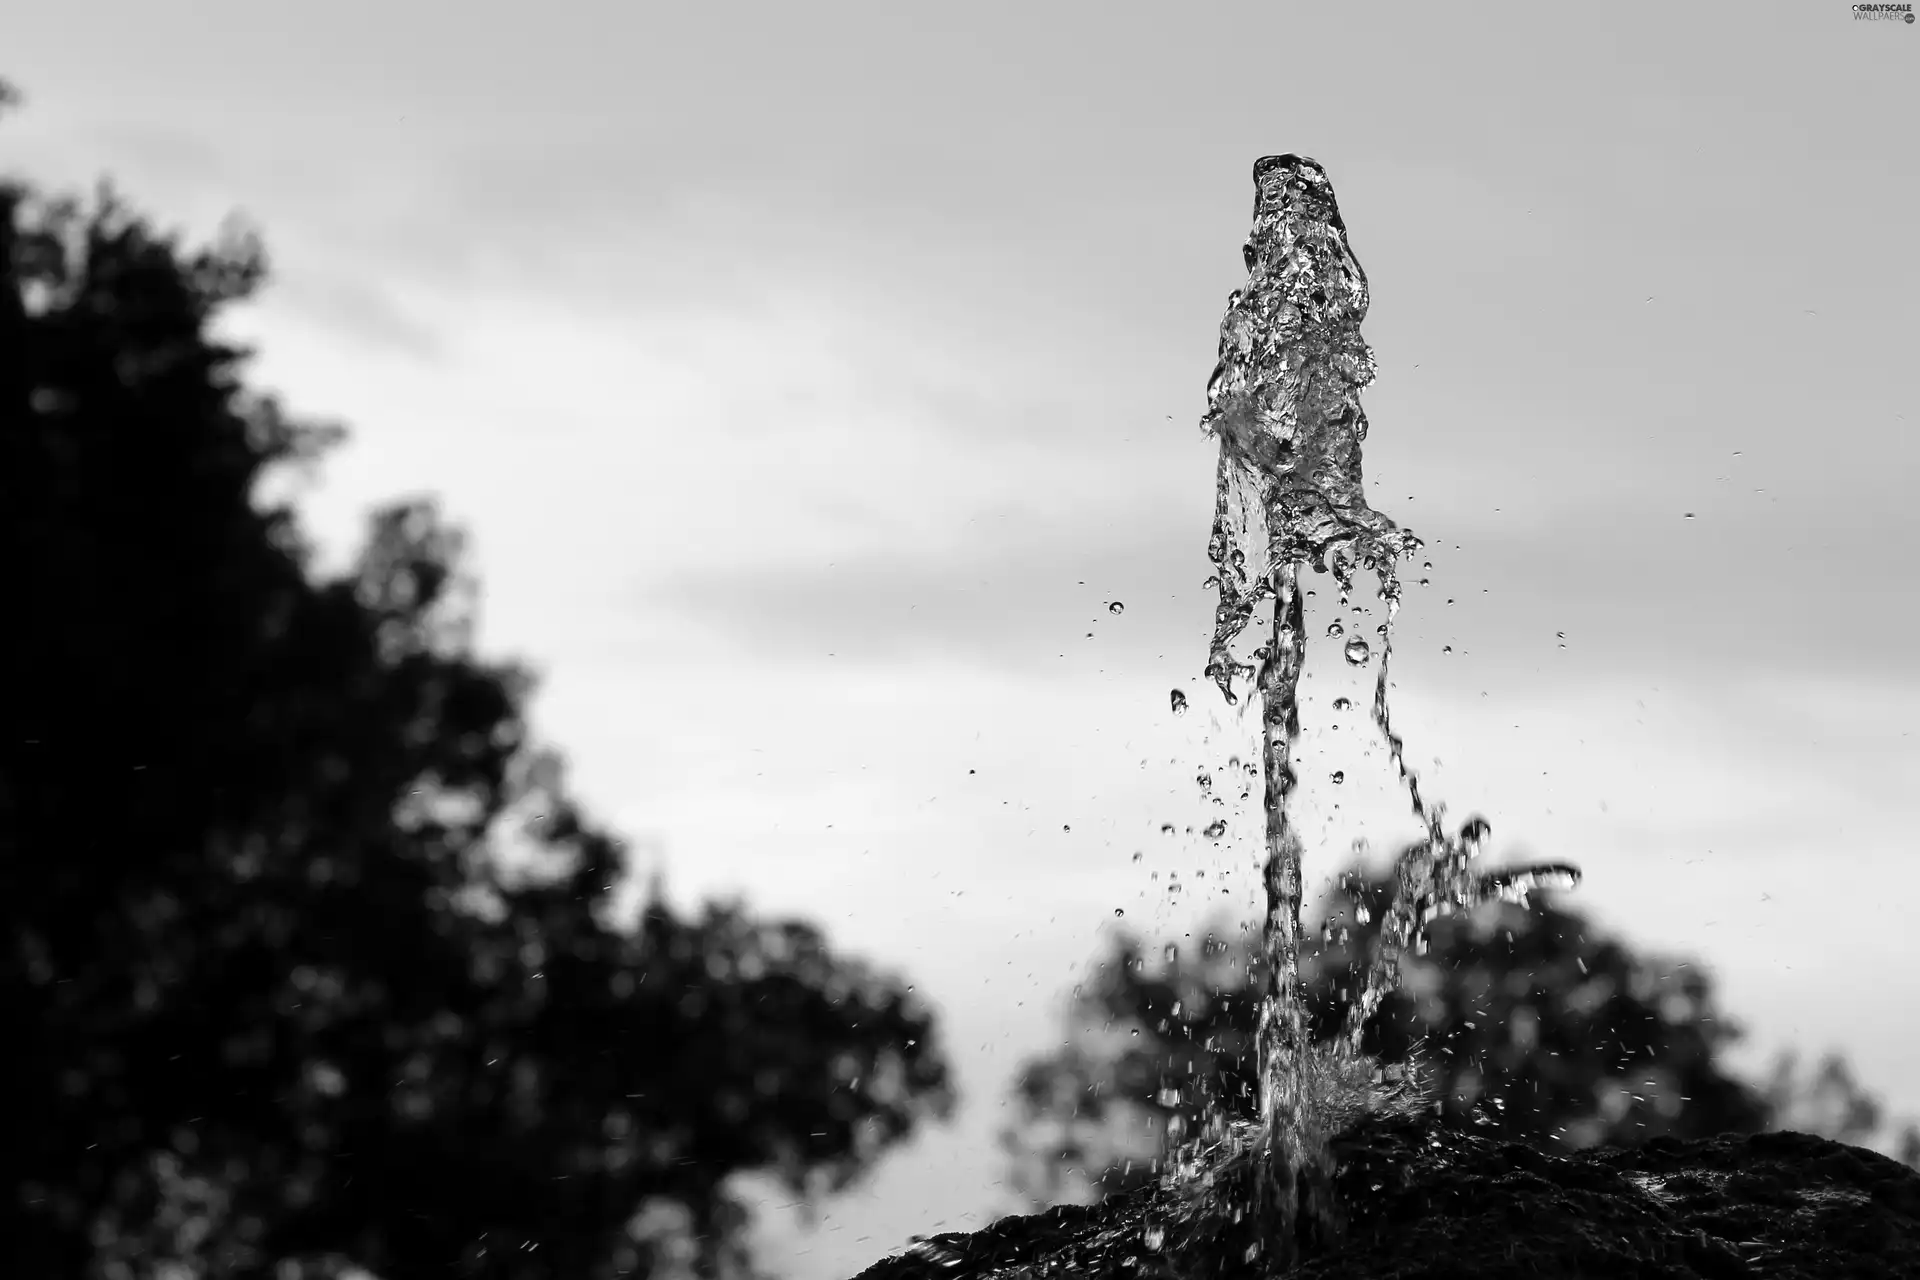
[1002,855,1772,1208]
[0,90,951,1279]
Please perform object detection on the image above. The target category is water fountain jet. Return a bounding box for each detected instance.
[846,155,1920,1280]
[1195,154,1579,1266]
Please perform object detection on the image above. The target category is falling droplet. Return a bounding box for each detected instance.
[1160,823,1176,835]
[1332,696,1352,711]
[1326,621,1345,638]
[1109,601,1125,615]
[1143,1223,1166,1252]
[1443,645,1453,654]
[1132,851,1144,863]
[1114,908,1125,918]
[1343,638,1372,666]
[1170,689,1189,715]
[1459,815,1492,848]
[1330,771,1345,785]
[1684,512,1696,520]
[1203,820,1227,839]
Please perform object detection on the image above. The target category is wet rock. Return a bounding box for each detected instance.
[847,1114,1920,1279]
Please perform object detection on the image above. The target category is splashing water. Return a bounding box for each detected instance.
[1185,155,1581,1264]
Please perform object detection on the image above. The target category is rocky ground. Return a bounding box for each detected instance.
[847,1113,1920,1279]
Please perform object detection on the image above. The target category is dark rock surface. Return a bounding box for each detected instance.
[849,1115,1920,1279]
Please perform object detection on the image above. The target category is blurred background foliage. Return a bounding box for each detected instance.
[0,80,952,1280]
[1002,859,1920,1208]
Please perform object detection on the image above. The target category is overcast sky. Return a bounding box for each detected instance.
[7,3,1918,1276]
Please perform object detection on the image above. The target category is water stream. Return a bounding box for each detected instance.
[1192,155,1582,1260]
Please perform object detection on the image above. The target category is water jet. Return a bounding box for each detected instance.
[845,156,1920,1280]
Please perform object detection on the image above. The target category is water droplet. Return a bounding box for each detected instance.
[1332,696,1352,711]
[1326,620,1345,638]
[1143,1223,1166,1252]
[1684,512,1696,519]
[1160,823,1176,835]
[1203,820,1227,839]
[1162,945,1179,965]
[1109,601,1125,615]
[1459,816,1492,848]
[1062,824,1071,833]
[1343,638,1372,665]
[1443,645,1453,654]
[1330,771,1345,784]
[1131,851,1144,863]
[1169,689,1189,715]
[1113,908,1125,918]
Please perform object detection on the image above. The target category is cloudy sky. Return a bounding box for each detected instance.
[7,2,1917,1275]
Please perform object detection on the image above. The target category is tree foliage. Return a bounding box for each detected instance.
[1759,1049,1920,1162]
[1002,856,1773,1208]
[0,121,950,1278]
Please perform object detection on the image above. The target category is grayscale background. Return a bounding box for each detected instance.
[9,3,1913,1276]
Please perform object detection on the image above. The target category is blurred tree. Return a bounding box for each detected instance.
[1001,855,1771,1208]
[1758,1048,1920,1170]
[0,87,951,1279]
[1760,1050,1882,1148]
